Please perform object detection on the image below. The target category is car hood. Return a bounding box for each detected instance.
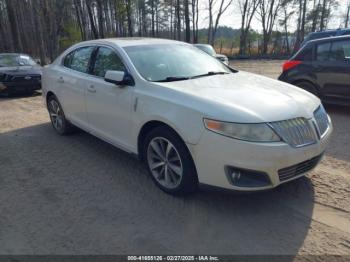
[155,71,321,123]
[0,66,42,75]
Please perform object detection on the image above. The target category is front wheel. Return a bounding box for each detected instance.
[143,126,198,195]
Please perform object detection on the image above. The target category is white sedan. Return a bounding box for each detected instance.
[42,38,332,195]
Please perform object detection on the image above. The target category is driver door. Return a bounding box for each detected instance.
[85,46,134,151]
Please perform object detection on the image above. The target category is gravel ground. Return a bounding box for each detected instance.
[0,60,349,256]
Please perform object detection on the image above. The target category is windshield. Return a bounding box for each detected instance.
[195,45,216,56]
[0,54,36,67]
[124,44,230,82]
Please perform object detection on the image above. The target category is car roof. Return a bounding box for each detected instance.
[308,30,336,36]
[308,28,350,36]
[74,37,188,48]
[306,35,350,45]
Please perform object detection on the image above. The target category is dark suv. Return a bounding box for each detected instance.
[278,35,350,106]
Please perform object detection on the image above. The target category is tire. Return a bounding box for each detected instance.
[47,95,75,135]
[295,81,318,97]
[143,126,198,195]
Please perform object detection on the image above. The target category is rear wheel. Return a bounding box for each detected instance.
[295,81,318,97]
[47,95,74,135]
[143,126,198,195]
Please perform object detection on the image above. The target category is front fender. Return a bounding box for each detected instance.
[131,95,205,149]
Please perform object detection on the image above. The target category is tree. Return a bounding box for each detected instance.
[207,0,232,45]
[319,0,338,31]
[345,1,350,27]
[319,0,328,30]
[293,0,308,52]
[1,0,346,60]
[257,0,282,55]
[96,0,105,38]
[184,0,191,42]
[125,0,133,36]
[192,0,199,43]
[5,0,22,52]
[175,0,181,40]
[238,0,260,55]
[86,0,99,39]
[279,0,294,54]
[309,0,322,32]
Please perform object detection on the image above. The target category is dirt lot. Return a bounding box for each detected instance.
[0,60,350,256]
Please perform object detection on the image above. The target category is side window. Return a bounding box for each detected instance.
[330,40,350,61]
[316,43,331,62]
[296,46,313,61]
[92,47,126,78]
[63,52,74,68]
[67,47,94,73]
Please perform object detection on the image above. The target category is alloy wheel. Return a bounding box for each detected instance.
[147,137,183,189]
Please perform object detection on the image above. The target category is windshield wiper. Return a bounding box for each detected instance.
[154,76,190,82]
[154,71,229,82]
[190,71,229,79]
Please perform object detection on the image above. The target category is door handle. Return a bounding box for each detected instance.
[87,85,96,93]
[57,77,64,83]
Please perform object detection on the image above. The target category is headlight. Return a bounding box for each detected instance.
[204,118,281,142]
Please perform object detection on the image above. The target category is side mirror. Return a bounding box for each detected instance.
[104,70,134,86]
[35,59,41,65]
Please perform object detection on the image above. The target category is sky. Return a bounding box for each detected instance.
[198,0,348,32]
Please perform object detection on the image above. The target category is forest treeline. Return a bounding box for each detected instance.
[0,0,349,63]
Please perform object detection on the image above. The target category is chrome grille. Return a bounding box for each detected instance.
[278,154,323,182]
[10,75,41,82]
[314,105,329,137]
[269,118,317,148]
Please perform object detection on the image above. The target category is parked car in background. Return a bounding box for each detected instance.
[301,28,350,47]
[0,53,42,95]
[194,44,229,65]
[43,38,332,195]
[279,35,350,106]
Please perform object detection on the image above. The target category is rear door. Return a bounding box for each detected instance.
[327,39,350,100]
[57,46,95,127]
[313,39,350,102]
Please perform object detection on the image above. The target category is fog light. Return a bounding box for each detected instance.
[225,166,271,188]
[0,83,6,91]
[231,170,242,182]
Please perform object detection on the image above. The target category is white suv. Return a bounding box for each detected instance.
[42,38,332,195]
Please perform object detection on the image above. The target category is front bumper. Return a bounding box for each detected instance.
[191,124,332,191]
[0,81,41,93]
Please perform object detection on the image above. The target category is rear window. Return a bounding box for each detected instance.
[316,42,331,61]
[63,46,95,73]
[330,40,350,61]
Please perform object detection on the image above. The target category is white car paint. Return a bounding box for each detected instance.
[42,38,332,192]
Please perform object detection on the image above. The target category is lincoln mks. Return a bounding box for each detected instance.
[42,38,333,195]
